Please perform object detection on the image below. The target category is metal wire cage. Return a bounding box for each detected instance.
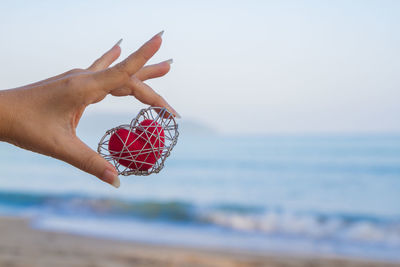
[97,107,179,176]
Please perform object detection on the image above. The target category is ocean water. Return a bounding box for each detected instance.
[0,120,399,261]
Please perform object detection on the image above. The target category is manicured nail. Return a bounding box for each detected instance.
[114,38,123,47]
[112,176,121,188]
[103,169,120,188]
[165,58,173,65]
[167,106,181,119]
[174,111,182,119]
[155,30,164,38]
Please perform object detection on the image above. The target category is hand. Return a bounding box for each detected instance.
[0,31,179,188]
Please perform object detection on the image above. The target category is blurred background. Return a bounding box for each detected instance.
[0,0,399,264]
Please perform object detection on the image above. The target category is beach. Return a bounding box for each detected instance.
[1,134,400,263]
[0,216,398,267]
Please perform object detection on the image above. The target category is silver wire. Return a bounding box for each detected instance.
[97,107,179,176]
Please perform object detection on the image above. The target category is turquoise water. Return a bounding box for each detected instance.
[0,128,399,261]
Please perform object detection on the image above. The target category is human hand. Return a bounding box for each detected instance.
[0,31,179,188]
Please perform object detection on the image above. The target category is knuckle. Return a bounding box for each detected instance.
[62,76,77,88]
[61,74,92,100]
[62,74,85,89]
[80,153,99,175]
[66,68,84,76]
[128,76,140,87]
[114,63,131,81]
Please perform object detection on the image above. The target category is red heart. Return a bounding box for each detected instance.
[108,119,165,171]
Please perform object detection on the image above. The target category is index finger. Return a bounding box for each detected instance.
[124,76,181,118]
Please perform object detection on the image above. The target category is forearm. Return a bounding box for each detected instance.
[0,89,15,143]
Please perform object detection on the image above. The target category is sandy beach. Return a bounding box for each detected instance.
[0,216,397,267]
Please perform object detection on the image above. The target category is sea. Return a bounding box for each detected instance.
[0,113,399,262]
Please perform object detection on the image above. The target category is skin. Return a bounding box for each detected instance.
[0,32,179,188]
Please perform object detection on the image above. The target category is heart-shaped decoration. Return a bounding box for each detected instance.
[108,120,165,171]
[98,107,179,176]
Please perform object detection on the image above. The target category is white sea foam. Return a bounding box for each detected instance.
[203,211,400,245]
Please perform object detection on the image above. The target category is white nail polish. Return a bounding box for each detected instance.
[174,112,182,119]
[167,106,181,119]
[156,30,164,38]
[103,169,120,188]
[166,58,173,65]
[112,176,121,188]
[114,38,123,47]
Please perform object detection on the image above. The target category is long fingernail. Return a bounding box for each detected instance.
[174,111,182,119]
[112,176,121,188]
[103,169,120,188]
[155,30,164,38]
[114,38,123,47]
[167,106,181,119]
[165,58,173,65]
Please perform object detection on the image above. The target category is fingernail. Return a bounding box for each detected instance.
[114,38,123,47]
[155,30,164,38]
[112,176,121,188]
[165,58,173,65]
[167,106,181,119]
[103,169,120,188]
[174,111,182,119]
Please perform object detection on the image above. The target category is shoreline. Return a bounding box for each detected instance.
[0,216,399,267]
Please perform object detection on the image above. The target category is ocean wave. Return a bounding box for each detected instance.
[0,191,196,222]
[0,191,399,245]
[202,211,400,244]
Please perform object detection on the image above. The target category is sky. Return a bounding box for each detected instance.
[0,0,399,134]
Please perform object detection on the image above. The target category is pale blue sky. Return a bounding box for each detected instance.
[0,0,399,134]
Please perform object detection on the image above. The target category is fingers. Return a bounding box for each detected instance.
[135,59,172,81]
[63,137,120,188]
[123,76,180,118]
[93,31,164,93]
[88,39,122,72]
[103,59,172,97]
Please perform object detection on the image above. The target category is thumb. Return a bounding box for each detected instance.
[62,137,120,188]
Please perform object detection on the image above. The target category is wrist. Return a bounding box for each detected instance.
[0,89,15,142]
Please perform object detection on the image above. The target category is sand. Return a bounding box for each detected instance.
[0,216,398,267]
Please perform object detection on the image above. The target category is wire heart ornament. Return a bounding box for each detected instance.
[97,107,179,176]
